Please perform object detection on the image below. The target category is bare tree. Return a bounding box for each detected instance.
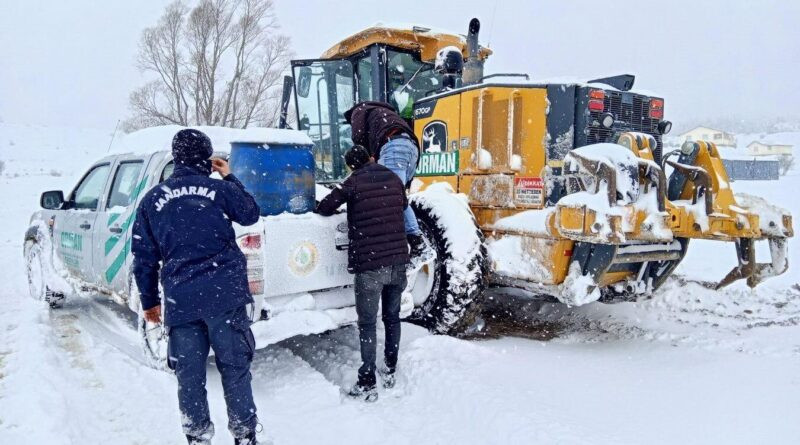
[778,154,795,176]
[124,0,292,131]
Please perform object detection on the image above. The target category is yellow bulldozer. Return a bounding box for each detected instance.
[279,18,793,333]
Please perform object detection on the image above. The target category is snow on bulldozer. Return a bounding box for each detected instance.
[280,17,793,330]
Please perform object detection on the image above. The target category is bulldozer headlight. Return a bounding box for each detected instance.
[657,120,672,135]
[600,112,614,129]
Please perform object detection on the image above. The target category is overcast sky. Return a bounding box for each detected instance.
[1,0,798,131]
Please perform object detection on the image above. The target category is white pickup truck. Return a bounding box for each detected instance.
[23,126,486,368]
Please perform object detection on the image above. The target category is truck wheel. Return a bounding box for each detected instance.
[129,276,170,371]
[407,189,488,334]
[23,233,65,308]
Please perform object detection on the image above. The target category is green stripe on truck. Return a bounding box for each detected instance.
[105,238,131,283]
[104,178,148,256]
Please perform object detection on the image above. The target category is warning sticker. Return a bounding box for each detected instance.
[514,177,544,207]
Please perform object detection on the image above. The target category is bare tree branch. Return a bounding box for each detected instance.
[126,0,290,131]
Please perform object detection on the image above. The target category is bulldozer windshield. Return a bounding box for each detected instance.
[385,49,441,120]
[292,59,355,182]
[290,45,442,182]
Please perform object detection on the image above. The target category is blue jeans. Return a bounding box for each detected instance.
[354,264,407,385]
[168,305,257,440]
[379,137,421,236]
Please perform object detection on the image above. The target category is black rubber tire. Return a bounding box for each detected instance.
[407,198,488,335]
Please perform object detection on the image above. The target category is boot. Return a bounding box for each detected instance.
[347,382,378,402]
[234,431,258,445]
[186,435,211,445]
[379,366,396,389]
[346,372,379,402]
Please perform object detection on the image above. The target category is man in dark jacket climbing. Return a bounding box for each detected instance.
[344,101,431,262]
[132,129,261,445]
[316,145,409,402]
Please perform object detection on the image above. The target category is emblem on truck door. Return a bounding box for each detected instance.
[288,240,319,276]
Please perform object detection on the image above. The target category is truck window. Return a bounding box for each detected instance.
[107,161,144,209]
[160,161,174,182]
[72,164,111,210]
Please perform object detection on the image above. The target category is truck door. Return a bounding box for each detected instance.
[291,59,355,182]
[53,162,112,283]
[94,155,149,292]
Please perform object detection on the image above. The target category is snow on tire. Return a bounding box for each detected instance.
[23,222,67,308]
[129,274,170,371]
[407,183,488,334]
[24,240,47,302]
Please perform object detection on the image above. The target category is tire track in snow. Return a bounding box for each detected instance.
[478,278,800,357]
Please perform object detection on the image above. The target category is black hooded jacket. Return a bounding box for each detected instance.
[315,162,409,273]
[344,101,419,161]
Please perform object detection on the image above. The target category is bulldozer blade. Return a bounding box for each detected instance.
[567,151,617,207]
[665,160,713,215]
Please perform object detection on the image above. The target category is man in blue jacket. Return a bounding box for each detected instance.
[132,129,261,445]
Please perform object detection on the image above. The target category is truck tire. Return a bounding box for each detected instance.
[407,189,488,334]
[129,275,170,371]
[23,226,65,308]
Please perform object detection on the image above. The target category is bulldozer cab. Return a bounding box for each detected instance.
[289,43,443,182]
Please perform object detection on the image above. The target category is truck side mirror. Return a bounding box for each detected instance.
[297,67,312,98]
[40,190,65,210]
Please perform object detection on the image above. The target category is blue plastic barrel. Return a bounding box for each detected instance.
[229,140,315,216]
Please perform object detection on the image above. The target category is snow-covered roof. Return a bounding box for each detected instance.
[746,141,792,148]
[370,22,465,38]
[109,125,312,155]
[736,131,800,151]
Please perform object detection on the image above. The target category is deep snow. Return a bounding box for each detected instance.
[1,123,799,444]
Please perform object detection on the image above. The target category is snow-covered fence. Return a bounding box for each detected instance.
[722,159,780,181]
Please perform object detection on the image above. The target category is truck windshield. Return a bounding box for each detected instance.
[293,60,354,182]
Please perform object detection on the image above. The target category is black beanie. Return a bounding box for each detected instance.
[345,145,371,170]
[172,129,213,166]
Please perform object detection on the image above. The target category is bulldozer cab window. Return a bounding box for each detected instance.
[292,59,355,182]
[356,56,374,102]
[386,49,441,119]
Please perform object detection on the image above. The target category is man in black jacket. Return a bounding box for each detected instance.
[316,145,409,402]
[344,101,431,261]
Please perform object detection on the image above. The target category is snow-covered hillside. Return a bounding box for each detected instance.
[1,123,798,444]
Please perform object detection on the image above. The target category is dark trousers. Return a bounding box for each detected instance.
[353,264,407,386]
[168,304,257,440]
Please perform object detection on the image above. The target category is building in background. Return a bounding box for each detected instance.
[679,126,737,147]
[746,141,793,156]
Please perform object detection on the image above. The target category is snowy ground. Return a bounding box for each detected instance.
[1,124,799,444]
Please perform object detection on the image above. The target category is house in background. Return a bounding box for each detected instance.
[746,141,793,156]
[679,126,737,147]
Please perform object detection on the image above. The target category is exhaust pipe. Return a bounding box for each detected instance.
[462,18,484,86]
